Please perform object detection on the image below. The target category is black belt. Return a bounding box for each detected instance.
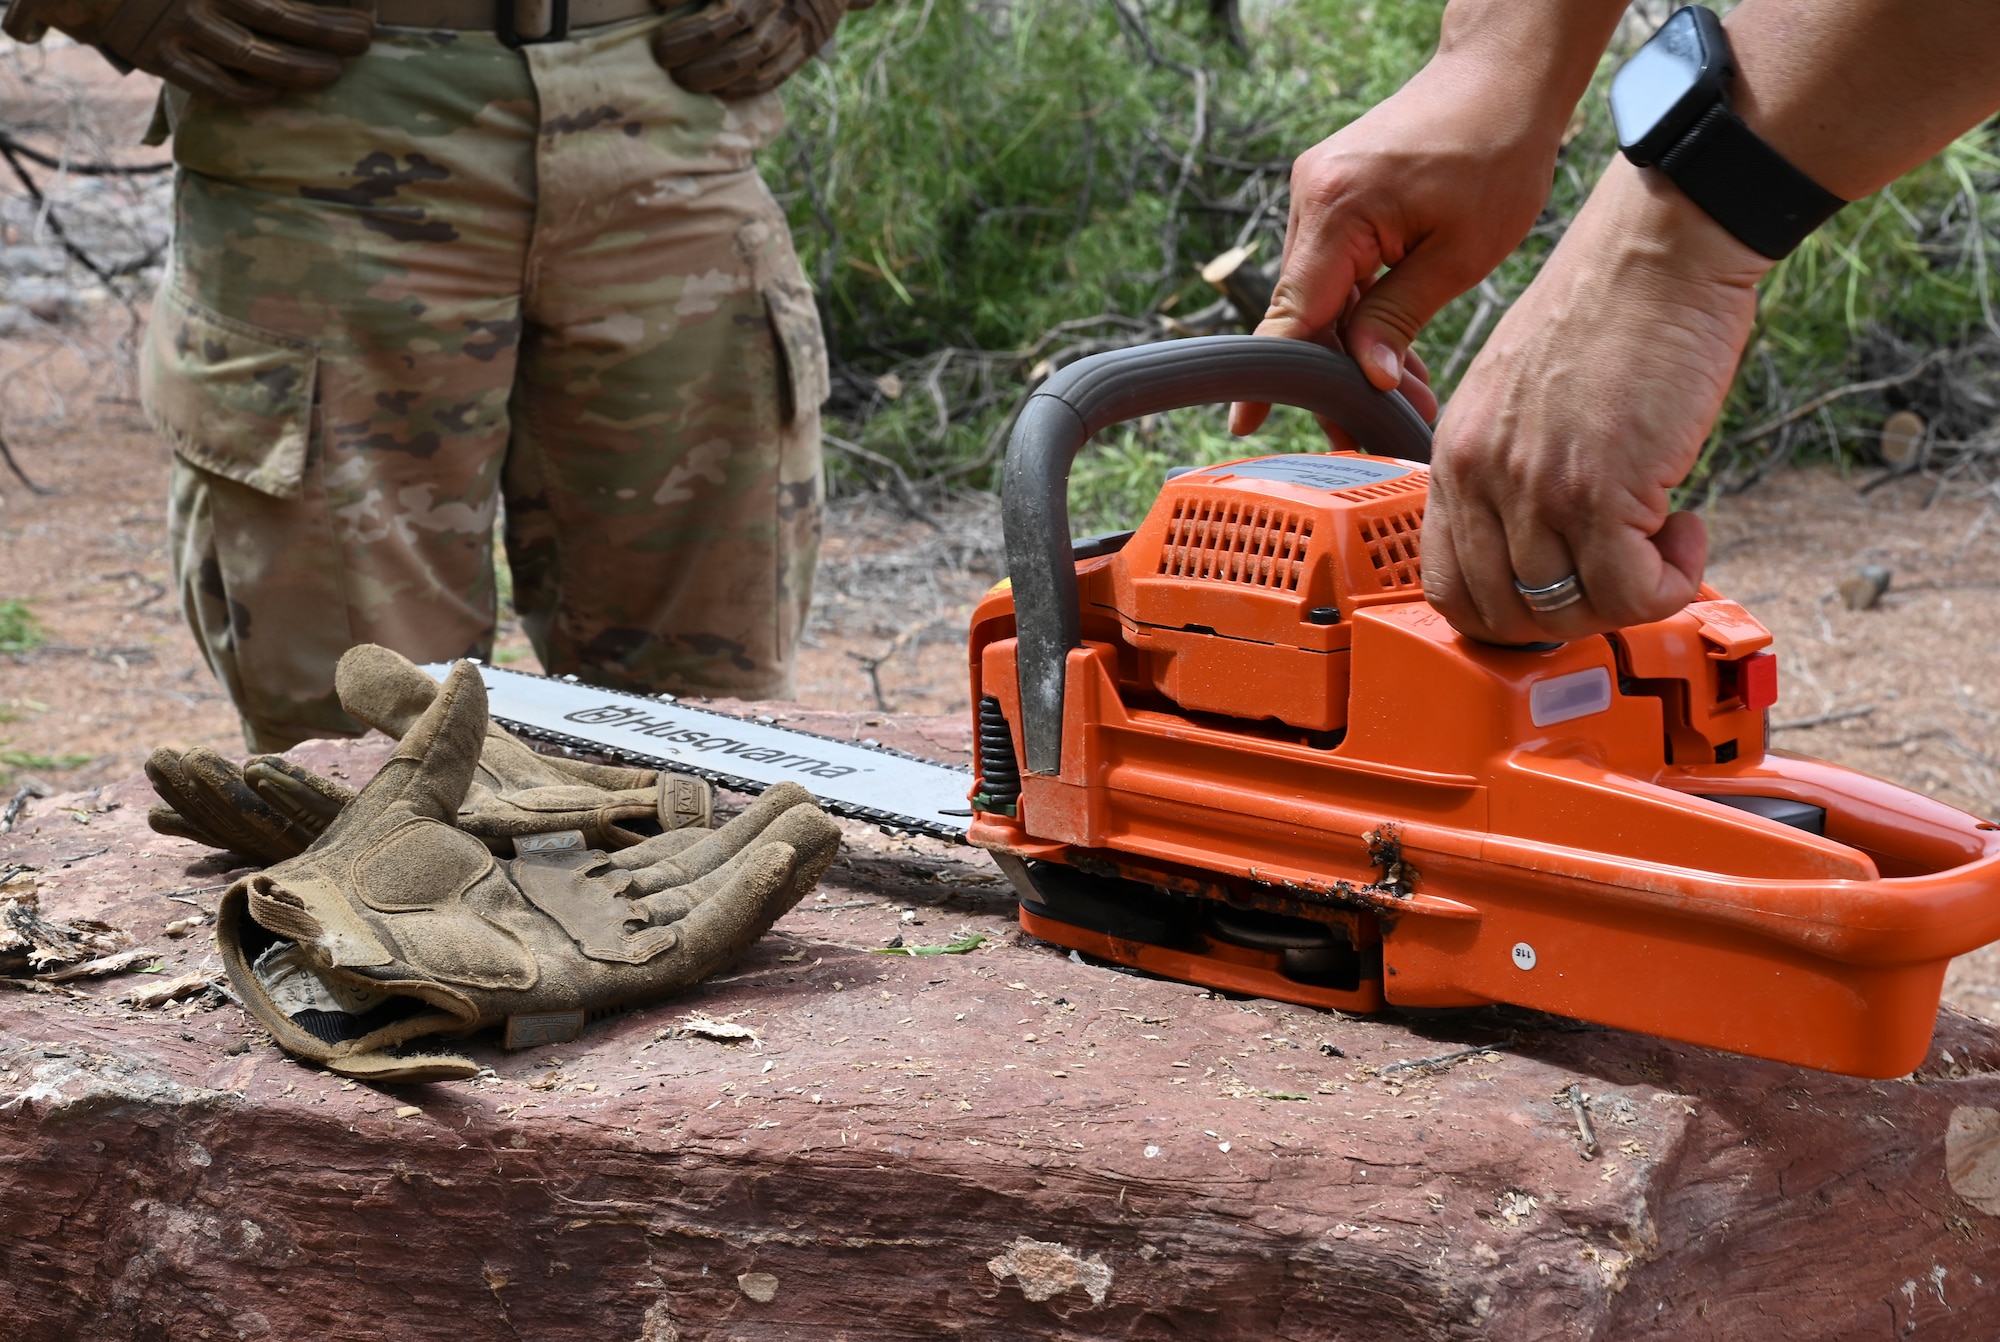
[371,0,660,44]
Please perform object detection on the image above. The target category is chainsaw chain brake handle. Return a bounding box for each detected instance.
[1002,335,1434,776]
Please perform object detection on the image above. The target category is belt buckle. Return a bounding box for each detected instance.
[497,0,569,46]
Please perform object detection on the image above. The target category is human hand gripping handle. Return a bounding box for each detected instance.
[1230,0,1632,440]
[3,0,371,103]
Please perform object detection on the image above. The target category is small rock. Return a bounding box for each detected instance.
[1839,565,1892,611]
[737,1272,779,1303]
[677,1016,759,1046]
[394,1105,422,1119]
[121,971,212,1008]
[1947,1106,2000,1215]
[1879,410,1926,469]
[987,1237,1112,1307]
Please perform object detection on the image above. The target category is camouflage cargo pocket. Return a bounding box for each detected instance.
[142,280,319,499]
[763,279,830,428]
[149,279,361,749]
[762,274,825,669]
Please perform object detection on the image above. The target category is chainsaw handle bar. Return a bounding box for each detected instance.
[1003,335,1434,776]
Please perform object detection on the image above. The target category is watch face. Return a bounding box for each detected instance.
[1610,7,1723,161]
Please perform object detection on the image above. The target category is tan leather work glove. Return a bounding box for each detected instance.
[2,0,371,104]
[651,0,873,99]
[145,645,712,862]
[215,661,841,1082]
[145,748,352,867]
[329,644,713,853]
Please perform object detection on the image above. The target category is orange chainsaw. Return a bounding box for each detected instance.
[961,334,2000,1079]
[468,335,2000,1079]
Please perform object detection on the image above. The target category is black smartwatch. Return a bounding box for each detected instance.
[1609,5,1845,259]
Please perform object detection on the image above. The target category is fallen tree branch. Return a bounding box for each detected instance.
[0,137,165,289]
[0,426,55,496]
[1378,1036,1514,1076]
[0,128,172,176]
[822,433,937,526]
[1563,1082,1598,1161]
[1719,351,1948,451]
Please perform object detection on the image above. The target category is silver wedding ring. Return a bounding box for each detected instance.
[1514,572,1585,613]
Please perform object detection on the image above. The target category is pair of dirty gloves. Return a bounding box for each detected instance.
[146,647,840,1082]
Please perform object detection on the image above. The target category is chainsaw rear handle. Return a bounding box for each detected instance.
[1002,335,1434,776]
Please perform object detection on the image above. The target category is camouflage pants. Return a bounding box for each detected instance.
[142,15,827,752]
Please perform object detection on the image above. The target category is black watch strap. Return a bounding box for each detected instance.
[1655,103,1846,260]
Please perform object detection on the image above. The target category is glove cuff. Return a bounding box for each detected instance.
[216,880,478,1075]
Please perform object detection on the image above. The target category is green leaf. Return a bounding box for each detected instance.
[870,933,987,956]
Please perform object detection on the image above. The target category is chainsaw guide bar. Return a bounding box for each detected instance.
[426,662,975,841]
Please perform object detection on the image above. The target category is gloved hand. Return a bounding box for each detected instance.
[1,0,372,105]
[215,661,841,1081]
[145,645,712,861]
[145,747,353,866]
[651,0,873,99]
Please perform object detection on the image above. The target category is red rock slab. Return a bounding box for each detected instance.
[3,720,2000,1340]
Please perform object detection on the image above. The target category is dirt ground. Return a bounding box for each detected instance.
[6,303,2000,1018]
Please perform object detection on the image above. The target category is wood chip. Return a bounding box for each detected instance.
[36,947,157,982]
[120,970,213,1008]
[678,1017,760,1046]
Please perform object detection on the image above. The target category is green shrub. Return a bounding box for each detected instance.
[769,0,2000,528]
[0,600,44,655]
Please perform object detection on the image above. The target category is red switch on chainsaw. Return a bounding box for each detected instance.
[1738,651,1779,713]
[963,336,2000,1079]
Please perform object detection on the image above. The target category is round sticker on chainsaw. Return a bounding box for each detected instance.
[1194,455,1413,491]
[1512,942,1538,971]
